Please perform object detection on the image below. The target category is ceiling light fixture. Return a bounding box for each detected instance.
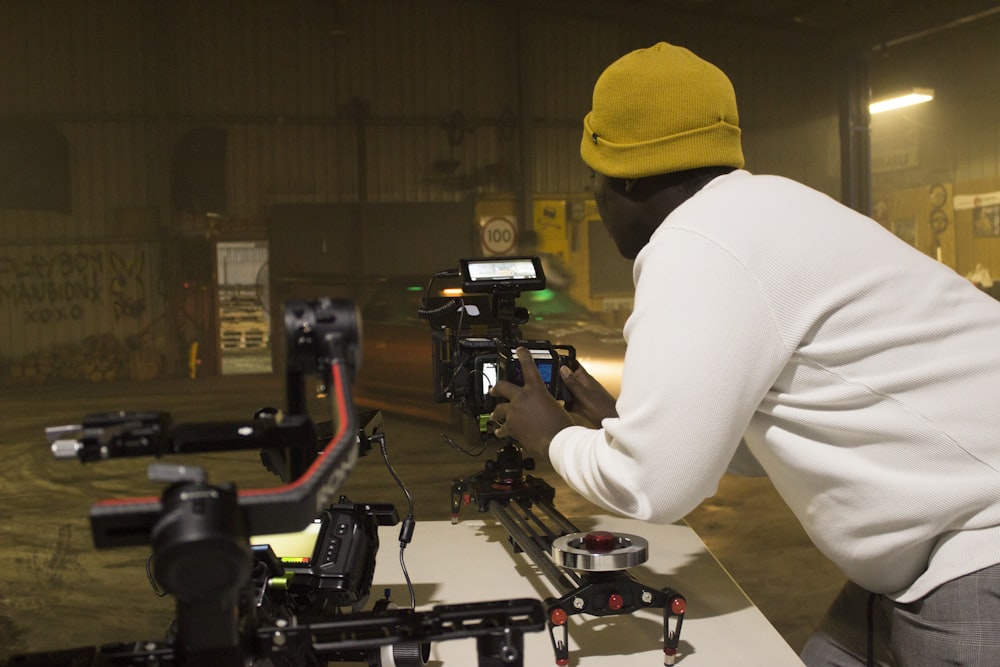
[869,88,935,115]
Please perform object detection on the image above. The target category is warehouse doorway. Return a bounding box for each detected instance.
[217,241,272,375]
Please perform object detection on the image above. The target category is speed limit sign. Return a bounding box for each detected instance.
[480,216,517,256]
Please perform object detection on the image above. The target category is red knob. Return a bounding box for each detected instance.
[583,530,616,553]
[608,593,624,610]
[671,596,687,615]
[549,607,568,625]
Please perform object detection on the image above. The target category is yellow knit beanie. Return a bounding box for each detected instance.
[581,42,744,179]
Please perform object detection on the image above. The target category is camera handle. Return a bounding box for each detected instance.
[488,289,530,342]
[450,440,687,666]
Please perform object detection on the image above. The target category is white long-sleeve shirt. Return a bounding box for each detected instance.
[549,170,1000,602]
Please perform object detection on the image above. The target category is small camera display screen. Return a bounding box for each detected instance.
[465,258,538,282]
[251,519,322,565]
[460,256,545,293]
[536,359,554,385]
[480,360,498,396]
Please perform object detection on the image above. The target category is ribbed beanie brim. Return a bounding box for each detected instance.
[581,42,745,179]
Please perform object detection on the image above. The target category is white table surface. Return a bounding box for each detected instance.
[369,514,806,666]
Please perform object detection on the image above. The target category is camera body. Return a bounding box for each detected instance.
[252,499,399,616]
[497,341,558,390]
[422,257,575,429]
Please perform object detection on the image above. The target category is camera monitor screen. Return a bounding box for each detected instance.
[478,357,498,397]
[529,349,556,388]
[251,518,323,565]
[536,358,554,384]
[500,346,557,390]
[460,256,545,294]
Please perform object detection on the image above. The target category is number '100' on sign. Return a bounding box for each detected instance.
[479,216,517,255]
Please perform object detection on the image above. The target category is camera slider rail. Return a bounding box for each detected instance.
[6,598,546,667]
[451,443,687,666]
[263,597,546,666]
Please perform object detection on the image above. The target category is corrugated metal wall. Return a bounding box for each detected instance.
[0,0,843,237]
[1,0,999,371]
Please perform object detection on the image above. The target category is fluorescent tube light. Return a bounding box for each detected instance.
[869,88,935,115]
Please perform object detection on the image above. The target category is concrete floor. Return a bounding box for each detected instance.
[1,372,844,663]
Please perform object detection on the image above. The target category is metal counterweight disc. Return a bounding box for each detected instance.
[550,531,649,571]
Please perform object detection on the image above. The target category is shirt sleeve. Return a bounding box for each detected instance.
[548,229,790,522]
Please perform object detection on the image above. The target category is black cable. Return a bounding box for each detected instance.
[416,297,462,320]
[441,431,489,457]
[866,591,876,667]
[146,553,167,597]
[377,434,417,610]
[417,271,471,401]
[417,269,461,322]
[443,299,467,393]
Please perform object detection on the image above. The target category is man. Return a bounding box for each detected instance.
[489,42,1000,666]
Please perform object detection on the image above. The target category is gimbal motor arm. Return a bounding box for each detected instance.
[62,299,362,549]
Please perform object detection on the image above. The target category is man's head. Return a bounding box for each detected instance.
[582,42,743,179]
[581,42,744,258]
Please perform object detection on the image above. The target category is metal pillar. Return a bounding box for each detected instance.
[840,55,872,216]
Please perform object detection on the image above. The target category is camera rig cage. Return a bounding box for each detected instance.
[423,260,688,666]
[7,298,545,667]
[420,256,577,436]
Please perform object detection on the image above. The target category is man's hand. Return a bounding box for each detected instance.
[489,347,574,458]
[560,362,618,428]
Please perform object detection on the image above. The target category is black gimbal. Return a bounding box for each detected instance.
[8,298,544,667]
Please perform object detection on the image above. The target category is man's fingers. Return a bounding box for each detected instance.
[561,361,603,395]
[559,363,580,389]
[489,378,519,399]
[490,402,509,423]
[561,360,594,385]
[489,402,510,438]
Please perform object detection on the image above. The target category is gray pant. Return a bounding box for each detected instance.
[800,563,1000,667]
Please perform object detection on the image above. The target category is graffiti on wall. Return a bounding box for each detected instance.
[109,251,147,319]
[0,248,148,324]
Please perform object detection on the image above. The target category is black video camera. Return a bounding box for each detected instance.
[252,499,399,615]
[419,257,575,435]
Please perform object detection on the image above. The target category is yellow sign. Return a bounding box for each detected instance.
[533,200,567,263]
